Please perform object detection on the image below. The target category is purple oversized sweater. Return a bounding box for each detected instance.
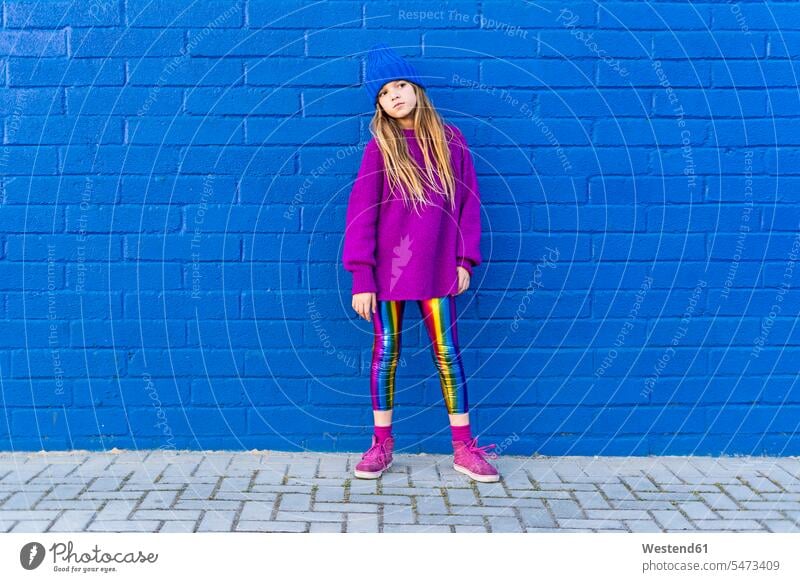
[342,124,482,300]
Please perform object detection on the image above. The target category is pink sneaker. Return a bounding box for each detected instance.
[452,437,500,482]
[354,435,394,479]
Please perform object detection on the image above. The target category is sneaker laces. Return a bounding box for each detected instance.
[465,437,498,461]
[362,438,390,461]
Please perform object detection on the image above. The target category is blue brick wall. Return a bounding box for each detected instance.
[0,0,798,455]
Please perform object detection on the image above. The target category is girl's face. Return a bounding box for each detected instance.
[377,80,417,119]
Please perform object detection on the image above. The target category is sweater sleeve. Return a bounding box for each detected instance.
[454,128,482,277]
[342,138,382,294]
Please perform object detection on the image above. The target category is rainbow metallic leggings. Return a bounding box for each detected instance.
[370,295,469,414]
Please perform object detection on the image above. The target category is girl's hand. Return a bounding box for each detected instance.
[456,266,471,295]
[352,292,377,322]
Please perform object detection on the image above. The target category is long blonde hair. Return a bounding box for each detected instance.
[369,83,457,215]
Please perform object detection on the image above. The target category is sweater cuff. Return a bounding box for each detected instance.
[351,268,377,294]
[457,258,474,276]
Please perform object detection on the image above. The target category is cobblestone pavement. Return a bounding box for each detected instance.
[1,450,799,533]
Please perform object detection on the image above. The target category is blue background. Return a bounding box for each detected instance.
[0,0,798,455]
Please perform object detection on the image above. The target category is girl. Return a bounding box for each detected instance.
[342,43,500,483]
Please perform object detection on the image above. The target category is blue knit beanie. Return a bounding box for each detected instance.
[364,43,426,104]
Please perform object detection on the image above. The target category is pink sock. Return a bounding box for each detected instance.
[374,424,392,442]
[451,423,472,442]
